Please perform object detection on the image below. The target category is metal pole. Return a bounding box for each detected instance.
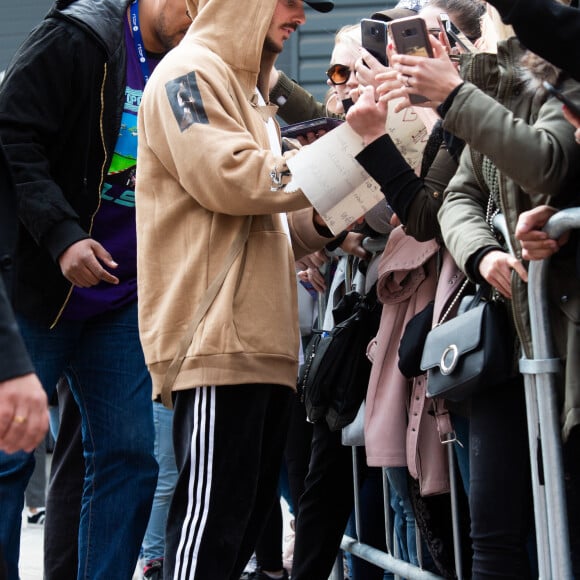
[522,208,580,579]
[340,536,442,579]
[352,447,362,537]
[447,444,463,580]
[521,372,551,578]
[494,210,575,578]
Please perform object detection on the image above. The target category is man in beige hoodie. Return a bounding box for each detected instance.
[136,0,335,578]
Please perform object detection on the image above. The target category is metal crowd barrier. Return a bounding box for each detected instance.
[326,208,580,580]
[519,207,580,579]
[330,448,446,580]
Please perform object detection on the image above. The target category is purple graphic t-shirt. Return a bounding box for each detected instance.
[62,21,160,320]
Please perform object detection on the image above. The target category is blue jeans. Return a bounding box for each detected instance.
[0,302,158,579]
[141,402,177,562]
[386,466,418,567]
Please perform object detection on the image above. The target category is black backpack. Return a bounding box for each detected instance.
[298,285,381,431]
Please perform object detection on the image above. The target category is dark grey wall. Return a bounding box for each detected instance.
[277,0,398,102]
[0,0,53,72]
[0,0,397,98]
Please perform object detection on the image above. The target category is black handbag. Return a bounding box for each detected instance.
[397,301,434,379]
[420,285,517,402]
[298,286,381,431]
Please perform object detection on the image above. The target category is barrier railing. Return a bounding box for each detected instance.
[327,208,580,579]
[519,207,580,579]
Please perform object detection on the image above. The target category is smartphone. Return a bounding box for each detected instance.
[543,81,580,118]
[433,15,453,54]
[389,16,433,104]
[439,13,477,53]
[280,117,343,140]
[361,18,389,67]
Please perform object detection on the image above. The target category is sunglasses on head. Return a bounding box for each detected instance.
[326,64,352,85]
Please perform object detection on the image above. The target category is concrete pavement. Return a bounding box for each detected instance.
[19,515,43,580]
[19,513,141,580]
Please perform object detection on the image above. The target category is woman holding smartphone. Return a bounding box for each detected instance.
[367,2,580,576]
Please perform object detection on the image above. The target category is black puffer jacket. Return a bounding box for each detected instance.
[0,0,130,325]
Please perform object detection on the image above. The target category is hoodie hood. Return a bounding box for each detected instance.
[185,0,277,89]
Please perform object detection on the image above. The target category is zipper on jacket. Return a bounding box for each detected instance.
[50,62,110,329]
[495,46,531,356]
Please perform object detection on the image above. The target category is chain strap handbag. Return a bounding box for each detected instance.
[420,281,516,402]
[420,166,517,402]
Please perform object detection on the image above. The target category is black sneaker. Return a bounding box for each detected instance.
[27,508,46,525]
[143,557,163,579]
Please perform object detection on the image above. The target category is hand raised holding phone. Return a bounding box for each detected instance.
[361,19,389,66]
[387,32,463,111]
[389,16,433,104]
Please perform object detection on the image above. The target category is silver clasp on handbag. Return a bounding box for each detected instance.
[440,344,459,375]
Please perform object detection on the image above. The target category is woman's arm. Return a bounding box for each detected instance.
[347,86,458,241]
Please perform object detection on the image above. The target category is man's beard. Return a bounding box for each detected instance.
[263,34,283,54]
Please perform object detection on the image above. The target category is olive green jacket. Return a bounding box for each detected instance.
[438,38,580,439]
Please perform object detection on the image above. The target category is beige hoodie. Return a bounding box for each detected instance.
[136,0,326,398]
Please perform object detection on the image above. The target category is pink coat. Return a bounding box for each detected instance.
[364,227,462,496]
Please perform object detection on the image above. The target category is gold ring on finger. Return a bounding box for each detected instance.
[12,415,27,424]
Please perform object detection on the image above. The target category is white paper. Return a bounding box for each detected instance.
[286,123,384,235]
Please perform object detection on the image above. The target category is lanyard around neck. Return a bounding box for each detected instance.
[130,0,151,85]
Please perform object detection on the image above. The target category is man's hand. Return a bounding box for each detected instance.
[298,266,327,293]
[478,250,528,298]
[59,239,119,287]
[515,205,567,261]
[296,249,330,293]
[0,374,49,454]
[295,249,329,273]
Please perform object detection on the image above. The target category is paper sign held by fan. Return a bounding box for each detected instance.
[286,123,383,235]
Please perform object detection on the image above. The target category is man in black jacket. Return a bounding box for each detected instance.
[0,143,48,456]
[0,138,48,580]
[0,0,191,578]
